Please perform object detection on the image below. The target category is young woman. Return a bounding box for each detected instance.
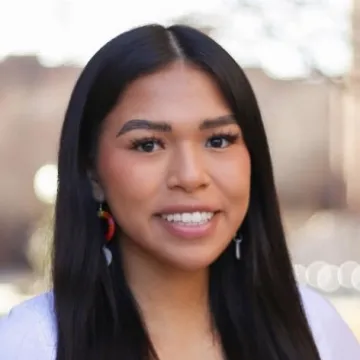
[0,24,359,360]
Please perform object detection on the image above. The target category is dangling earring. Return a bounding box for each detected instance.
[234,235,243,260]
[98,203,115,266]
[98,203,115,241]
[102,246,112,266]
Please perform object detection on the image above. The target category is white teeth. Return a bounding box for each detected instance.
[161,211,214,224]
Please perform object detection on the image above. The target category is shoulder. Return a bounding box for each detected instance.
[298,285,360,360]
[0,291,56,359]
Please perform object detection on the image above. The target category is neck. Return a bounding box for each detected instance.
[119,241,213,339]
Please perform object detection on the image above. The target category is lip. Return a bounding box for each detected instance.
[155,204,220,215]
[154,210,221,240]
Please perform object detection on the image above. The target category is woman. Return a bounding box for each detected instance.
[0,24,359,360]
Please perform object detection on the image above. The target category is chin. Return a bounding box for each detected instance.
[162,250,222,272]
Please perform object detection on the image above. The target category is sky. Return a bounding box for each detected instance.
[0,0,353,78]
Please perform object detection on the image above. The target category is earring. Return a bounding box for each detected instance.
[98,203,115,241]
[98,203,115,266]
[234,235,243,260]
[102,247,112,266]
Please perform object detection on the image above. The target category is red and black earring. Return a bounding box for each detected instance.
[98,203,115,241]
[98,203,115,265]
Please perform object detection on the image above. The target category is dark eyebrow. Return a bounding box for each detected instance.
[116,119,171,136]
[199,114,237,130]
[116,114,237,137]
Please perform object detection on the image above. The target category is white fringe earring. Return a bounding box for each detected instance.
[102,246,112,266]
[234,235,243,260]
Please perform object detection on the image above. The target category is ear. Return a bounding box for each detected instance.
[87,170,105,202]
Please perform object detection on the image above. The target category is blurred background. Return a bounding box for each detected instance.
[0,0,359,341]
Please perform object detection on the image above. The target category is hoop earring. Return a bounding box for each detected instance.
[98,203,115,266]
[98,203,115,241]
[234,235,243,260]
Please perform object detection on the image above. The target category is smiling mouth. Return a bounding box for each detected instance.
[155,210,220,239]
[160,211,215,226]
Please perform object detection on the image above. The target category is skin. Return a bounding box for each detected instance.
[91,61,251,359]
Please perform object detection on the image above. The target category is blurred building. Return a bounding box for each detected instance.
[0,55,358,269]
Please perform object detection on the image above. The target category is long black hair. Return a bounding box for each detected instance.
[53,24,321,360]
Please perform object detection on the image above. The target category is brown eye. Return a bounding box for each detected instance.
[208,137,226,148]
[138,141,157,152]
[130,137,165,152]
[206,133,239,149]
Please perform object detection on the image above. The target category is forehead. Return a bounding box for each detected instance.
[111,62,231,125]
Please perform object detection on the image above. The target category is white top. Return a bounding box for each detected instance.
[0,285,359,359]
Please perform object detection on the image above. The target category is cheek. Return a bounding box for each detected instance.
[216,149,251,235]
[212,148,251,200]
[96,147,161,210]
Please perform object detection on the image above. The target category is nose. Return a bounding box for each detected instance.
[166,144,210,193]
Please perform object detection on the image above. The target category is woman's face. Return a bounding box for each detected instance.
[94,62,251,271]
